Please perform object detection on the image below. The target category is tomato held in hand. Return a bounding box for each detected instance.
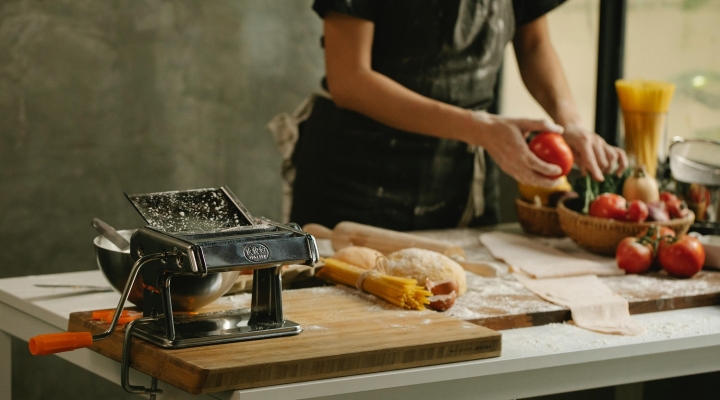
[528,132,574,179]
[589,193,627,220]
[658,235,706,278]
[616,237,654,274]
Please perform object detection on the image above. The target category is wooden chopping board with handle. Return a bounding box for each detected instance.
[69,286,501,395]
[304,221,499,277]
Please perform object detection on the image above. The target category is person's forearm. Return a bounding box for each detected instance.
[513,16,583,129]
[328,68,480,143]
[323,12,487,145]
[513,16,628,179]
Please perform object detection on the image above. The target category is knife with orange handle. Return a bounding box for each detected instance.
[92,309,143,324]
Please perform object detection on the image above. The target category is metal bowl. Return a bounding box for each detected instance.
[94,229,239,311]
[669,137,720,224]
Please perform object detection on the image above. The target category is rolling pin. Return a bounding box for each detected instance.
[303,221,498,277]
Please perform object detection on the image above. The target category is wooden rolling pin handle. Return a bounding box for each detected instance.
[29,331,93,356]
[298,221,499,276]
[331,221,467,259]
[302,223,333,240]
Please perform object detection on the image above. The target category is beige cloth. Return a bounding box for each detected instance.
[515,274,646,336]
[266,90,331,223]
[458,145,487,227]
[479,232,624,278]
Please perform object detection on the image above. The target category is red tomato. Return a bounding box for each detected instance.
[636,225,676,241]
[589,193,627,220]
[659,191,689,219]
[616,237,654,274]
[658,235,706,278]
[666,199,689,219]
[635,225,676,271]
[625,200,649,223]
[528,132,574,178]
[659,191,678,203]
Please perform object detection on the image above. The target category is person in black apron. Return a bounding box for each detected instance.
[284,0,627,232]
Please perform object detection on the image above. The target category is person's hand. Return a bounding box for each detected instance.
[561,123,628,181]
[471,111,565,188]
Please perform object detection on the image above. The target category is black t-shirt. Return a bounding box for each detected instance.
[313,0,566,110]
[291,0,566,231]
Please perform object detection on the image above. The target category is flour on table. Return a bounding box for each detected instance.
[506,308,720,356]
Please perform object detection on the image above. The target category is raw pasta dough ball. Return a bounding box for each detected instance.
[386,248,467,295]
[332,246,384,270]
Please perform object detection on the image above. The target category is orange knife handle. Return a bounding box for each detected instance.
[92,309,126,321]
[28,331,93,355]
[106,310,143,325]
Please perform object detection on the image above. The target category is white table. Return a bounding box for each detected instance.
[3,270,720,400]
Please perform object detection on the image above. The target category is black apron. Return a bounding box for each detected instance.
[287,0,563,231]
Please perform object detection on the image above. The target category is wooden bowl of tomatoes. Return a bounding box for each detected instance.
[556,196,695,256]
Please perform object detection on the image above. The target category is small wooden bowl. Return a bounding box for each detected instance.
[515,198,565,238]
[557,197,695,255]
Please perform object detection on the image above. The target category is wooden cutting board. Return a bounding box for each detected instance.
[412,226,720,330]
[68,286,501,395]
[449,270,720,330]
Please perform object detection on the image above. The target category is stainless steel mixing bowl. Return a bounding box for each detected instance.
[669,137,720,224]
[94,229,239,311]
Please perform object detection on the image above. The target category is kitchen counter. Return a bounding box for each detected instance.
[4,265,720,399]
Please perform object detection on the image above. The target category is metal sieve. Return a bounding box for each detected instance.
[668,137,720,187]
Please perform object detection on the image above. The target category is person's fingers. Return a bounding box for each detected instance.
[615,147,629,176]
[593,137,610,172]
[604,144,618,167]
[522,151,563,178]
[510,118,564,135]
[542,120,564,134]
[574,138,604,181]
[512,168,563,188]
[603,145,619,174]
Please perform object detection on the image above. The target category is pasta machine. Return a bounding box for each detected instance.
[30,186,319,397]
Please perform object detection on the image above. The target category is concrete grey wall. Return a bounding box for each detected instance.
[0,0,324,280]
[1,1,323,398]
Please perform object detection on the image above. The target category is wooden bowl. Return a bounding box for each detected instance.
[556,197,695,256]
[515,198,565,238]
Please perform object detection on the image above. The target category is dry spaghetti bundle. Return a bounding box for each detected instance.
[615,79,676,177]
[315,258,431,310]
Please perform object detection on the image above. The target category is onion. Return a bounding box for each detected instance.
[622,165,659,203]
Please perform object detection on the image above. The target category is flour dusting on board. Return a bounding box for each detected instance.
[449,272,563,320]
[303,325,328,332]
[602,272,716,301]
